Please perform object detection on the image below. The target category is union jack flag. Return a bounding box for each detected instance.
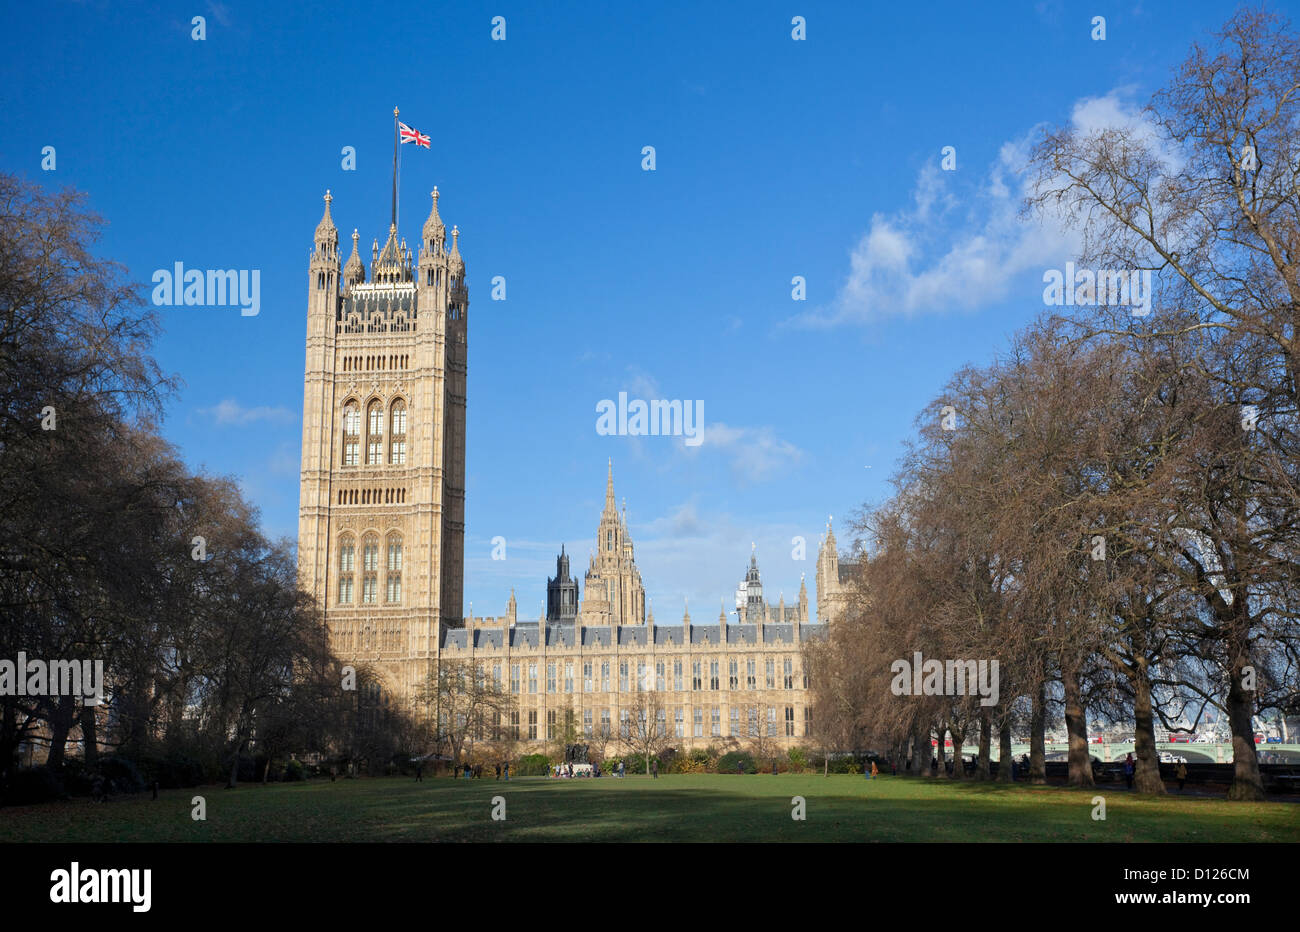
[399,121,430,148]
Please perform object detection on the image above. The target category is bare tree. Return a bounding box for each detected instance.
[622,689,674,775]
[416,659,516,768]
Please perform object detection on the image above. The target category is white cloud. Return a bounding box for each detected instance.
[792,91,1163,328]
[641,501,703,538]
[199,399,296,426]
[690,422,802,483]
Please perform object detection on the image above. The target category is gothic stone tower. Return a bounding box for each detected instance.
[577,461,646,626]
[298,188,468,713]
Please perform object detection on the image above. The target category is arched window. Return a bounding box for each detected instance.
[366,401,383,465]
[338,535,355,604]
[386,533,403,604]
[390,401,407,465]
[342,403,360,466]
[361,534,379,604]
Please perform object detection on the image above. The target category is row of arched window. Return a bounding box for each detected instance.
[342,354,409,372]
[339,532,402,605]
[342,399,406,466]
[338,487,407,505]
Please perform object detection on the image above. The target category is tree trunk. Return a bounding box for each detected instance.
[262,753,273,784]
[1131,659,1165,794]
[227,735,245,789]
[1061,662,1094,787]
[46,695,76,770]
[1226,643,1264,801]
[934,723,948,778]
[997,715,1013,783]
[0,701,17,783]
[79,704,99,770]
[975,708,992,780]
[949,725,966,781]
[1030,678,1047,784]
[911,721,930,777]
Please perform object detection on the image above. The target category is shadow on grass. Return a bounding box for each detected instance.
[2,775,1295,843]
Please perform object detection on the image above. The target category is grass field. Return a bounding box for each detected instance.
[2,774,1296,843]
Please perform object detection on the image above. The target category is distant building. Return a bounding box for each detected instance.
[442,464,828,751]
[546,546,579,624]
[296,186,836,752]
[815,517,859,626]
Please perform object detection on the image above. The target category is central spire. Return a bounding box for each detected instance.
[604,458,616,514]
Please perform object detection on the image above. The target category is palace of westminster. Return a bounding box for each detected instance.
[297,188,856,752]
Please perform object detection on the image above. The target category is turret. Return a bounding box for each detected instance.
[343,229,365,290]
[308,190,340,313]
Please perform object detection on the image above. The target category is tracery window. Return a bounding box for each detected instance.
[366,402,383,465]
[342,403,360,466]
[385,534,402,603]
[338,536,355,604]
[361,534,378,603]
[389,401,407,465]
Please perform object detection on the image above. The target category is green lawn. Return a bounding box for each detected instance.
[2,774,1296,843]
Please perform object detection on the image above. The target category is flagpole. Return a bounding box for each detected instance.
[392,107,399,231]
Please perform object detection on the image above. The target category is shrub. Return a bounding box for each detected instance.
[60,757,94,796]
[786,746,809,773]
[284,759,306,782]
[516,753,552,776]
[827,755,861,774]
[151,751,207,788]
[665,750,708,774]
[718,751,757,774]
[4,766,66,804]
[99,756,146,794]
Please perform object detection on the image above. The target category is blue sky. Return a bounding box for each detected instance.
[1,0,1268,622]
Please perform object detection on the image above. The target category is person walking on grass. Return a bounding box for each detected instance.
[415,762,423,782]
[1123,753,1135,790]
[1176,761,1187,792]
[652,759,658,779]
[870,760,879,780]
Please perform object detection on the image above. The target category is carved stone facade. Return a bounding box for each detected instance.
[298,188,467,713]
[298,188,837,752]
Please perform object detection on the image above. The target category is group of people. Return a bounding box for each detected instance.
[416,761,512,781]
[551,761,622,778]
[1122,753,1190,791]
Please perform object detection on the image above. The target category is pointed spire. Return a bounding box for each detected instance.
[719,599,727,625]
[314,189,337,243]
[682,598,690,625]
[449,224,463,269]
[604,459,616,514]
[422,187,445,249]
[344,229,364,287]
